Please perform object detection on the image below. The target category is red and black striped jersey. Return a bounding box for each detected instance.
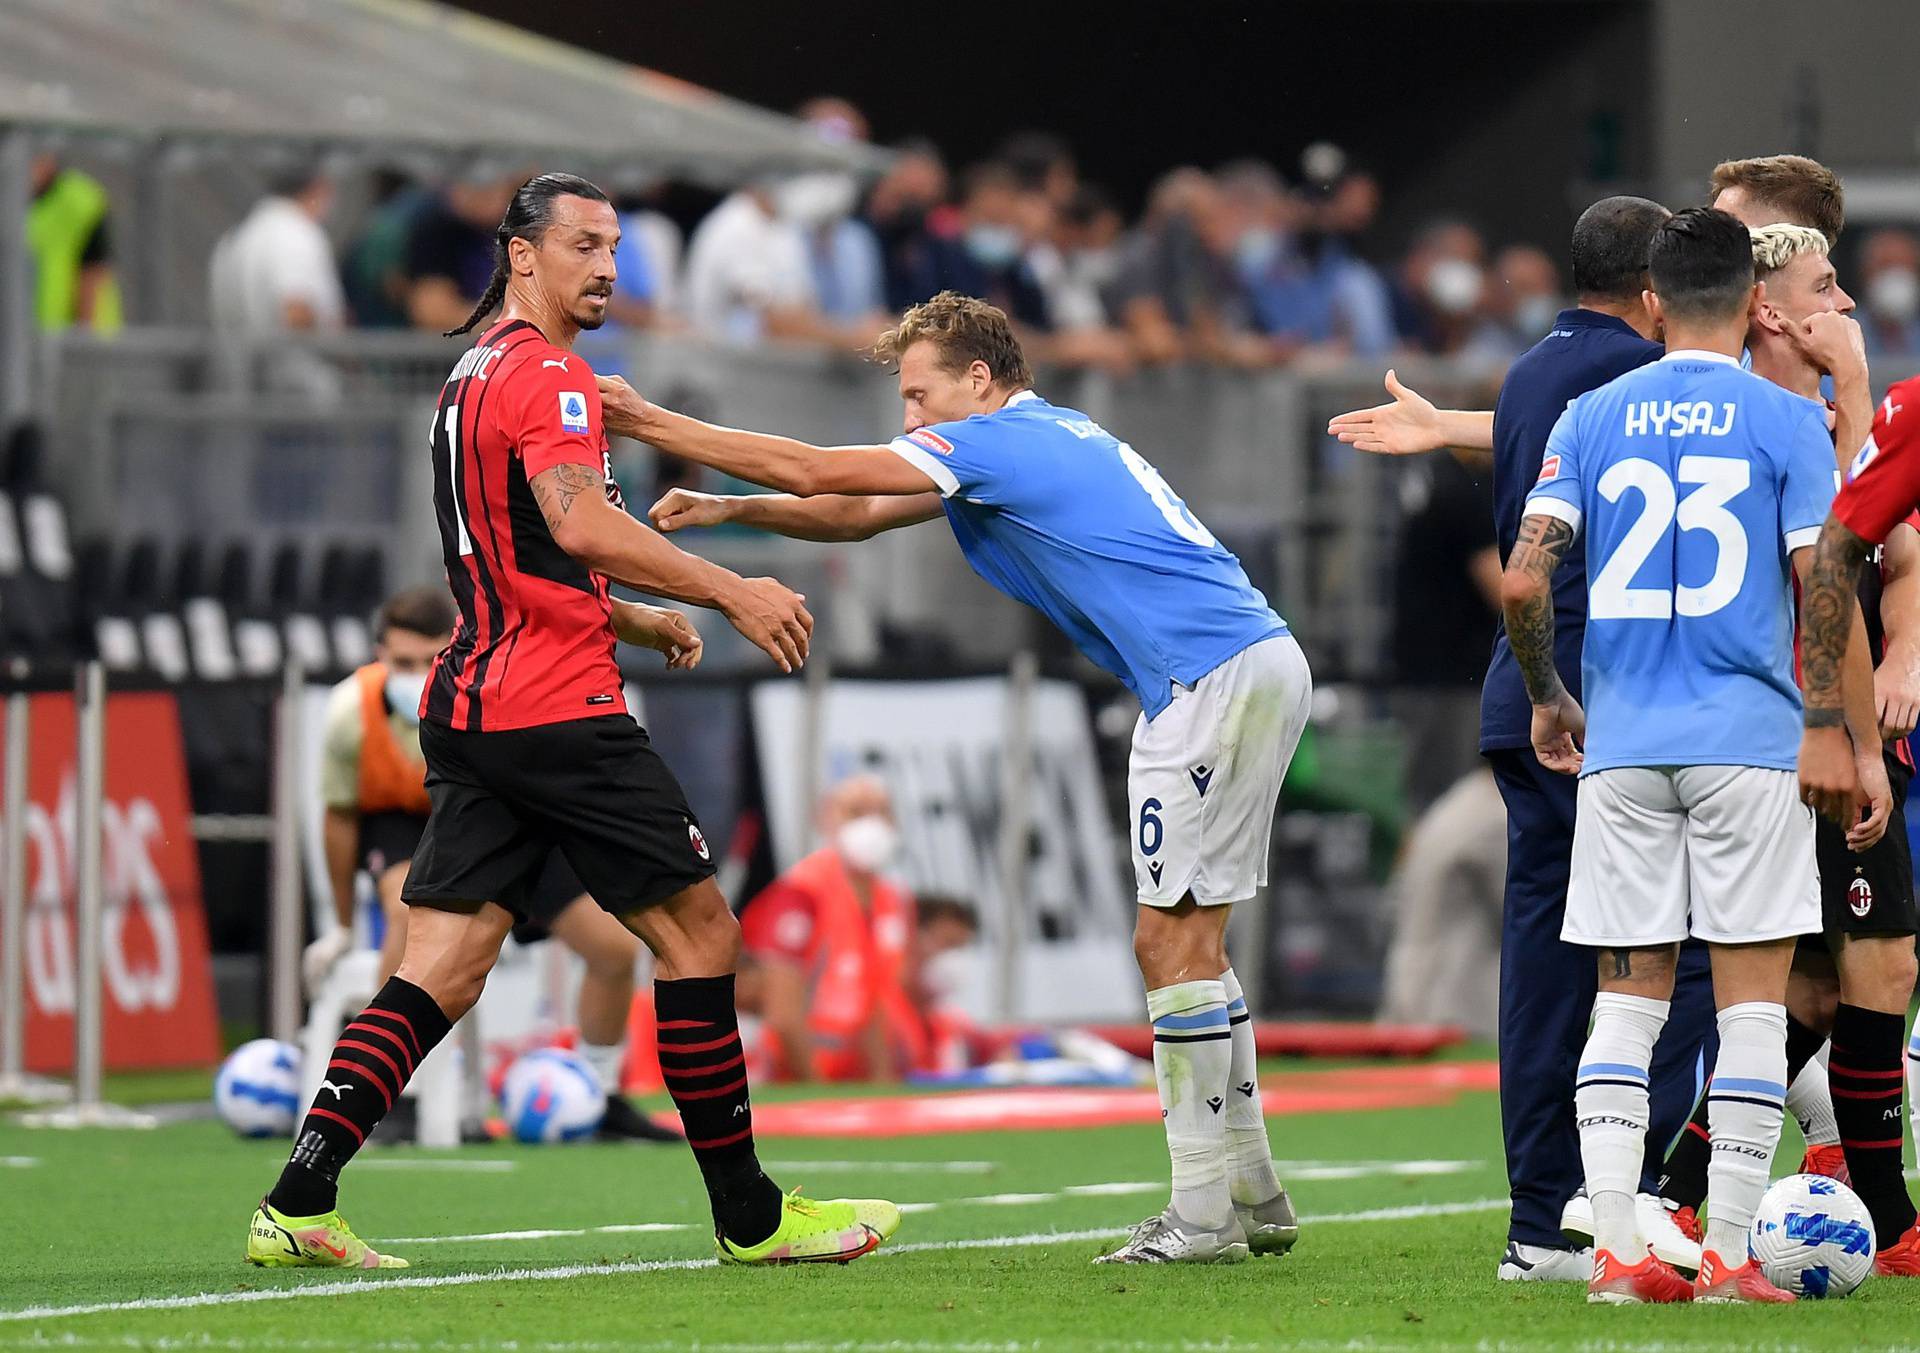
[423,318,625,731]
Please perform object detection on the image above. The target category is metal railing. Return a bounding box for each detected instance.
[32,326,1532,684]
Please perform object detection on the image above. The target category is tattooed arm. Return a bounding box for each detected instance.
[1796,518,1873,826]
[1500,511,1585,774]
[527,461,814,674]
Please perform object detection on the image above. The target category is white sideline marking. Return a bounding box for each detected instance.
[0,1156,37,1167]
[964,1192,1057,1206]
[762,1159,996,1174]
[354,1160,519,1173]
[384,1223,689,1245]
[1060,1181,1160,1197]
[0,1199,1510,1324]
[1287,1160,1478,1181]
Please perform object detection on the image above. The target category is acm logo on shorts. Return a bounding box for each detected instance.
[1849,872,1874,919]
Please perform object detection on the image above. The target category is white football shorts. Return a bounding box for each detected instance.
[1562,764,1820,947]
[1129,634,1312,908]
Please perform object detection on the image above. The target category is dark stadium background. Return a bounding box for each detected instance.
[448,0,1653,259]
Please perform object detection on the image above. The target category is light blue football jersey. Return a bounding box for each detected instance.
[1523,350,1835,773]
[888,390,1287,718]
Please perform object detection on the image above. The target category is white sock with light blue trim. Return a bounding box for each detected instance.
[1576,991,1669,1263]
[1705,1001,1788,1262]
[1147,979,1234,1229]
[1219,968,1281,1206]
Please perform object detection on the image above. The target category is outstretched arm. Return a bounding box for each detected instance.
[1500,511,1583,774]
[527,461,813,673]
[650,488,944,542]
[598,375,938,498]
[1326,370,1495,456]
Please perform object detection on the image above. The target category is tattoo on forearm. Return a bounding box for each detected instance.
[530,463,604,536]
[1801,517,1873,725]
[1504,514,1574,705]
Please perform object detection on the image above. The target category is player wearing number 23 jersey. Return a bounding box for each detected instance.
[1525,348,1834,951]
[1523,350,1837,774]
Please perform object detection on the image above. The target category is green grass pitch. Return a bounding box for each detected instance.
[3,1062,1918,1351]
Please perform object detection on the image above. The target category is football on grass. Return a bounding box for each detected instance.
[1750,1172,1876,1297]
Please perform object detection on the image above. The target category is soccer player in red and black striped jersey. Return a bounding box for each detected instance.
[245,174,899,1271]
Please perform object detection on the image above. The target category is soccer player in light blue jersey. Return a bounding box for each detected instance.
[1500,208,1883,1305]
[598,291,1313,1265]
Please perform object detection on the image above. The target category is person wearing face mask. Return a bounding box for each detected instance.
[904,162,1052,330]
[1390,220,1495,356]
[738,775,925,1081]
[306,586,680,1142]
[1859,228,1920,359]
[1466,245,1566,362]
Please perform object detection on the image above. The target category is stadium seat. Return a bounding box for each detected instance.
[216,540,284,676]
[268,541,332,673]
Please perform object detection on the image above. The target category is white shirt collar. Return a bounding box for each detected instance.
[1004,389,1041,407]
[1661,349,1740,367]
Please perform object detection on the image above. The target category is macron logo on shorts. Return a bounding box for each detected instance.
[559,391,589,434]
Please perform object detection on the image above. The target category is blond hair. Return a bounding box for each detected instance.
[1750,222,1829,280]
[871,291,1033,391]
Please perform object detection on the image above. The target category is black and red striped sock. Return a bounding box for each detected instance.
[267,977,451,1218]
[1661,1012,1826,1210]
[656,974,781,1244]
[1830,1003,1917,1245]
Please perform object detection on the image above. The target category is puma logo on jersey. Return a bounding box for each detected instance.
[542,357,570,371]
[319,1080,349,1100]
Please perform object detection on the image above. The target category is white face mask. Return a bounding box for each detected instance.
[1425,258,1484,315]
[385,670,427,725]
[836,814,899,873]
[1869,268,1920,324]
[776,172,858,229]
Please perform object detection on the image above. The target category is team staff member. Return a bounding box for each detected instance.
[246,173,897,1271]
[302,584,678,1143]
[739,776,979,1081]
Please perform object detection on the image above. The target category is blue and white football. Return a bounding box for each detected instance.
[1750,1172,1876,1297]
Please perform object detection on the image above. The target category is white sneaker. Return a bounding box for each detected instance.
[1559,1189,1699,1276]
[1498,1239,1592,1282]
[1636,1193,1701,1277]
[1560,1187,1594,1247]
[1094,1208,1250,1265]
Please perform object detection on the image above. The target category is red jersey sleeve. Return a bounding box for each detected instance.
[741,881,818,964]
[501,351,606,480]
[1835,376,1920,546]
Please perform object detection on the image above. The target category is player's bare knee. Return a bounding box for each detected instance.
[1837,934,1918,1012]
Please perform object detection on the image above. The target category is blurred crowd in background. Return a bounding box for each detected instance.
[36,95,1846,373]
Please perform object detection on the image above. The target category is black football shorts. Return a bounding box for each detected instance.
[402,713,716,923]
[1814,751,1917,938]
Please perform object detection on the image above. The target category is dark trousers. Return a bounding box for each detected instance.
[1488,748,1717,1247]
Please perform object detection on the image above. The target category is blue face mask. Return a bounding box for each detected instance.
[1234,228,1280,276]
[965,224,1023,270]
[385,670,427,725]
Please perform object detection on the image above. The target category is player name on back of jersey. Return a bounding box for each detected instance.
[1624,400,1737,438]
[446,340,510,385]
